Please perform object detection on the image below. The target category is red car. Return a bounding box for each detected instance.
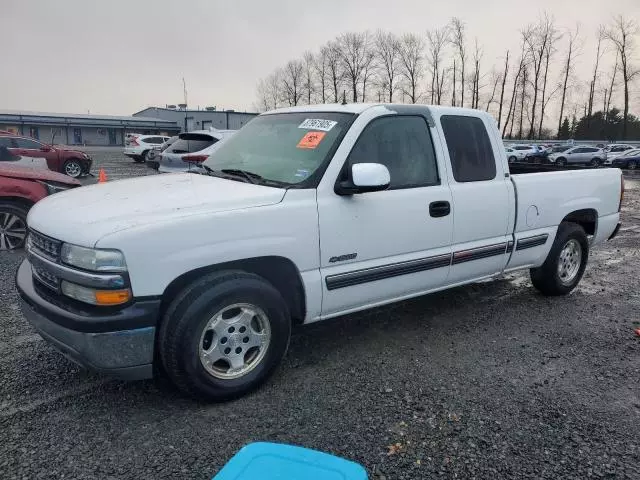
[0,132,92,178]
[0,156,80,251]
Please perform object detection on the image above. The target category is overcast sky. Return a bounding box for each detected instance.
[1,0,638,119]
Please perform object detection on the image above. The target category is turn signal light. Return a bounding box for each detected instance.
[95,289,132,306]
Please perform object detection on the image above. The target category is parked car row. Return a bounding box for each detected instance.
[505,142,639,169]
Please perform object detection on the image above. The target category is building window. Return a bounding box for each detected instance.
[73,128,82,144]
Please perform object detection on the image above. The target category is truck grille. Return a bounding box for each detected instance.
[28,230,61,260]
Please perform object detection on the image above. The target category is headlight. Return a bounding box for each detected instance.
[60,244,127,272]
[37,180,75,195]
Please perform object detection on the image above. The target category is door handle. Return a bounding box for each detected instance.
[429,201,451,218]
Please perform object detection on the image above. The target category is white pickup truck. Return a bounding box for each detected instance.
[17,104,624,401]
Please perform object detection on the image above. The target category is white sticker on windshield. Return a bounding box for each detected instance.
[298,118,337,132]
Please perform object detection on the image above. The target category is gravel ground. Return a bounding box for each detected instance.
[1,150,639,479]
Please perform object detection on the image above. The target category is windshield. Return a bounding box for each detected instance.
[203,112,354,185]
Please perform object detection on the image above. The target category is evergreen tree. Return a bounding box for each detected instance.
[558,117,571,139]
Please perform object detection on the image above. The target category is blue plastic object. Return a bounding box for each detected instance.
[212,442,368,480]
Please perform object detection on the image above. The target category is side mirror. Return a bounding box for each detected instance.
[40,145,52,152]
[335,163,390,195]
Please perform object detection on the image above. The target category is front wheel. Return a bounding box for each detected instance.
[134,151,147,163]
[627,160,637,170]
[508,156,517,163]
[590,158,602,167]
[556,158,567,166]
[63,159,83,178]
[530,222,589,296]
[158,270,291,401]
[0,202,29,251]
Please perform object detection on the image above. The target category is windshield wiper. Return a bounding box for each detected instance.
[219,168,264,184]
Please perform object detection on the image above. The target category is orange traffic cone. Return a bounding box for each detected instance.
[98,168,107,183]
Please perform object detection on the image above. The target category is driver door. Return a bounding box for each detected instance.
[317,115,453,318]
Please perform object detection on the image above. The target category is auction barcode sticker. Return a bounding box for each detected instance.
[298,119,337,132]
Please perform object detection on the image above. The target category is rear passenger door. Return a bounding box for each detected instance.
[438,114,513,284]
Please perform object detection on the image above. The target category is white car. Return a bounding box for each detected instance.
[505,145,537,162]
[548,146,607,166]
[18,103,623,401]
[158,129,236,173]
[604,145,638,165]
[124,135,171,163]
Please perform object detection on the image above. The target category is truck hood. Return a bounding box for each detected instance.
[27,173,286,246]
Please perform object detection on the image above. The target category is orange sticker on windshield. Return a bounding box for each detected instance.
[297,131,326,149]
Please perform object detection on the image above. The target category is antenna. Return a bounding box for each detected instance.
[182,77,188,106]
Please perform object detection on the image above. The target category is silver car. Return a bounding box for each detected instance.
[146,136,178,170]
[548,146,607,167]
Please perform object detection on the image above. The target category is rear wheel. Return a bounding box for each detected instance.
[530,222,589,296]
[508,156,517,163]
[556,157,567,166]
[134,151,148,163]
[63,159,83,178]
[0,202,29,251]
[627,160,637,170]
[158,270,291,401]
[590,157,602,167]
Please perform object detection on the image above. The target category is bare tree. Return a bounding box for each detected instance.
[451,59,457,106]
[398,33,425,103]
[605,52,619,119]
[281,60,304,106]
[523,14,556,138]
[497,50,509,127]
[502,40,528,137]
[302,51,315,105]
[255,78,271,112]
[587,27,604,127]
[557,25,581,137]
[470,38,483,109]
[324,42,342,103]
[374,30,400,102]
[314,47,328,103]
[426,27,449,104]
[604,15,640,139]
[361,48,377,102]
[518,65,528,139]
[336,32,372,102]
[537,25,561,138]
[450,17,467,106]
[485,69,501,112]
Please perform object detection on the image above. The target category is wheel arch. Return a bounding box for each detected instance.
[158,255,307,325]
[0,196,35,210]
[561,208,597,236]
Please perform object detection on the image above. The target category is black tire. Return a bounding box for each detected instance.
[627,160,637,170]
[508,156,517,163]
[158,270,291,401]
[0,201,29,251]
[556,157,567,166]
[530,222,589,296]
[590,157,602,167]
[63,159,83,178]
[134,151,147,163]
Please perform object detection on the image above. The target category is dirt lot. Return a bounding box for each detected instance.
[1,151,639,479]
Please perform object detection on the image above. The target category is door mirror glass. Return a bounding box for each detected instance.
[40,145,52,152]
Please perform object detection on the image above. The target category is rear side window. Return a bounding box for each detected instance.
[440,115,496,182]
[142,136,164,144]
[166,134,216,154]
[0,137,14,148]
[14,138,42,149]
[347,116,439,189]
